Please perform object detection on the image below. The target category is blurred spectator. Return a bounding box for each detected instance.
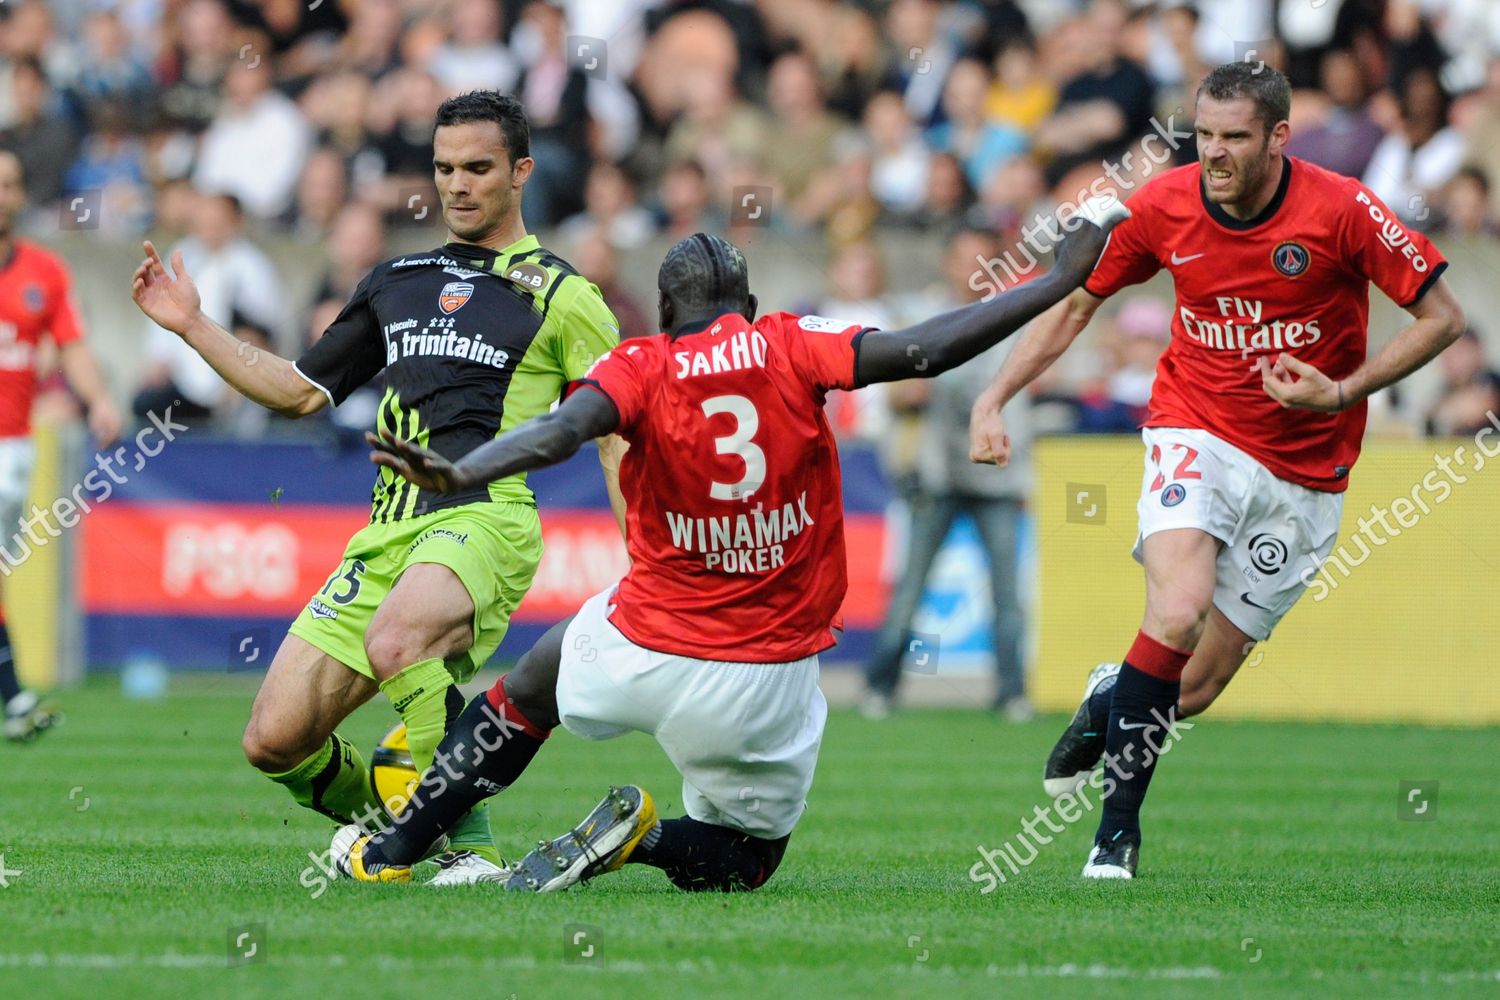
[301,70,384,193]
[1074,297,1168,433]
[1288,49,1386,179]
[1363,66,1464,226]
[428,0,519,94]
[334,0,404,78]
[158,0,237,132]
[926,58,1026,193]
[293,145,351,239]
[0,57,80,211]
[1034,5,1156,184]
[558,161,654,251]
[314,202,388,304]
[918,151,973,232]
[974,154,1048,234]
[1460,57,1500,218]
[762,51,852,213]
[192,41,314,219]
[863,228,1034,721]
[135,192,286,421]
[1425,329,1500,436]
[818,239,898,441]
[654,158,725,240]
[662,68,772,188]
[1441,167,1496,238]
[63,102,152,236]
[367,68,446,217]
[863,89,931,221]
[513,0,592,226]
[883,0,961,127]
[568,232,652,342]
[75,8,154,109]
[985,38,1056,136]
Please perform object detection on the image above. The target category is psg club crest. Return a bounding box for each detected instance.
[22,284,43,313]
[1272,241,1310,277]
[1161,483,1187,507]
[438,281,474,314]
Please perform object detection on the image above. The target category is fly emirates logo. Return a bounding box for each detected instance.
[1178,296,1322,353]
[665,494,815,574]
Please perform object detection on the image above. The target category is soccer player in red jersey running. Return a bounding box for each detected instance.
[326,212,1127,890]
[968,62,1466,878]
[0,150,121,741]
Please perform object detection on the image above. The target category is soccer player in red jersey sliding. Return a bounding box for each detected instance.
[0,150,121,741]
[969,62,1466,878]
[327,210,1127,890]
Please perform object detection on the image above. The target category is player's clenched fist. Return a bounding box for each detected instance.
[1259,353,1345,412]
[131,240,202,336]
[968,404,1011,467]
[367,430,470,493]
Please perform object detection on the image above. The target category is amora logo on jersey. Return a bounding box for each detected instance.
[1178,295,1322,353]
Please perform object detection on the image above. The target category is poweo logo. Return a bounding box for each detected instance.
[1354,190,1430,273]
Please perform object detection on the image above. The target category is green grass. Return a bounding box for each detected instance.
[4,675,1497,999]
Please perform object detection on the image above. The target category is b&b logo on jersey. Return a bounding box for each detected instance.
[1272,241,1310,277]
[439,281,474,313]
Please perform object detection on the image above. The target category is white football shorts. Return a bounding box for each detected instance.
[556,586,827,840]
[1133,426,1344,641]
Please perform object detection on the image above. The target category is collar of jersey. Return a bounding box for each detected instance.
[442,233,540,262]
[1199,155,1293,232]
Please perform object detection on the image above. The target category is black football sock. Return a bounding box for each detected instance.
[1095,632,1192,845]
[364,678,549,868]
[0,620,22,705]
[629,817,790,892]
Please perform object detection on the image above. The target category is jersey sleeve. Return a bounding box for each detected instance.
[1340,181,1449,308]
[567,341,651,432]
[555,277,622,382]
[45,261,84,346]
[1081,200,1160,299]
[294,271,385,406]
[776,313,870,393]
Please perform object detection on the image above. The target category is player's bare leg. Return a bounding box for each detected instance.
[336,618,570,881]
[1177,607,1256,718]
[1082,528,1217,878]
[242,634,383,824]
[362,560,517,878]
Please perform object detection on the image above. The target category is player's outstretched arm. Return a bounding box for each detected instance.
[369,388,621,493]
[854,202,1126,395]
[130,240,326,418]
[1261,278,1466,411]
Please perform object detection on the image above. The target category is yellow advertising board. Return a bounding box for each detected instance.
[5,423,62,689]
[1035,436,1500,725]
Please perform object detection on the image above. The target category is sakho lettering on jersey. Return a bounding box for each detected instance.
[663,492,815,574]
[673,326,769,379]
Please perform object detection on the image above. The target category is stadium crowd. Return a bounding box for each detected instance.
[4,0,1500,442]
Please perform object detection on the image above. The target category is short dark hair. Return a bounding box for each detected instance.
[658,233,750,318]
[1197,61,1291,133]
[434,90,530,164]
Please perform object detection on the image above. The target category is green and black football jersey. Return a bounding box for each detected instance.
[295,234,620,522]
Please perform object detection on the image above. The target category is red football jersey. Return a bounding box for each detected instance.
[570,311,869,662]
[1085,157,1447,492]
[0,240,84,438]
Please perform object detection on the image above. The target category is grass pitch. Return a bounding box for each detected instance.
[3,674,1496,998]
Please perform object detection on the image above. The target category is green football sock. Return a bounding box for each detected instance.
[261,732,381,826]
[380,659,501,865]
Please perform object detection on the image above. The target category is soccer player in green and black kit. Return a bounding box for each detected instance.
[130,91,625,884]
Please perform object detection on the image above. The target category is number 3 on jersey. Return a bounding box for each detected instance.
[702,395,766,501]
